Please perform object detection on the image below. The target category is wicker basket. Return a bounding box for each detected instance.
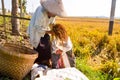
[0,43,38,80]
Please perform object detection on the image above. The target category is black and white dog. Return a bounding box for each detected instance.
[31,63,49,80]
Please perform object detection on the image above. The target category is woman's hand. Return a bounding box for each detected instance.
[56,49,63,55]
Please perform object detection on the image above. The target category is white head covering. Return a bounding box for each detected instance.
[40,0,67,17]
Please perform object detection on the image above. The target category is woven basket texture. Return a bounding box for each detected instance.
[0,43,38,80]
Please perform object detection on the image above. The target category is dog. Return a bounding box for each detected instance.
[31,63,48,80]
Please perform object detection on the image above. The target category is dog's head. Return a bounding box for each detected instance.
[31,63,48,80]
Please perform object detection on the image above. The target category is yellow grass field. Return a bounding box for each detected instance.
[0,17,120,80]
[56,17,120,80]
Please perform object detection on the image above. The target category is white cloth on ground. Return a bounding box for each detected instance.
[34,67,89,80]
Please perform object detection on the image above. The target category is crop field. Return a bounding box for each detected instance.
[56,17,120,80]
[0,17,120,80]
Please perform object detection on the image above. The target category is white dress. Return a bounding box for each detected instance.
[27,5,55,48]
[51,37,73,68]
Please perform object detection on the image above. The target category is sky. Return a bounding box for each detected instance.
[0,0,120,18]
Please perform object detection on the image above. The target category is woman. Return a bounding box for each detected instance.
[27,0,67,66]
[47,24,75,68]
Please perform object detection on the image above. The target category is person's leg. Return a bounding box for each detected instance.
[66,50,76,67]
[51,53,60,68]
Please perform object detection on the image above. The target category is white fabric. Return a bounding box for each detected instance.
[34,67,89,80]
[51,37,72,53]
[62,52,71,67]
[27,6,55,48]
